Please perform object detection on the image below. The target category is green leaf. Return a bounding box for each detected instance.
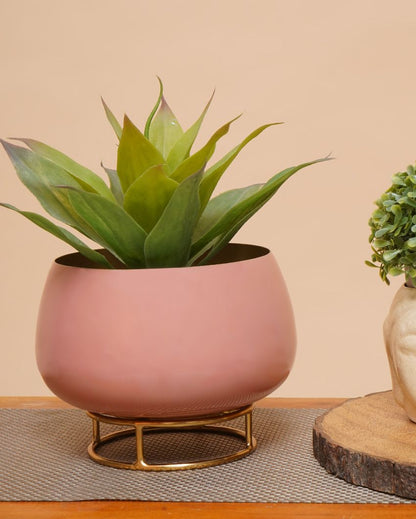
[101,98,122,140]
[166,91,214,171]
[406,237,416,249]
[365,261,378,268]
[123,165,178,233]
[144,77,163,139]
[402,198,416,209]
[0,203,113,268]
[117,116,165,192]
[383,249,402,262]
[193,184,263,243]
[373,238,391,248]
[144,169,203,267]
[61,188,147,267]
[374,226,393,238]
[199,123,281,212]
[388,266,404,276]
[101,163,124,205]
[191,156,332,258]
[391,204,402,216]
[149,97,184,159]
[194,201,266,266]
[186,237,221,266]
[2,140,87,228]
[15,138,115,201]
[170,115,241,183]
[191,193,269,266]
[372,209,385,219]
[392,174,406,186]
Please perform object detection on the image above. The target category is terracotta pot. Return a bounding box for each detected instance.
[36,243,296,418]
[384,283,416,422]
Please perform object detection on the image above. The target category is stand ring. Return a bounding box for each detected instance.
[87,405,257,471]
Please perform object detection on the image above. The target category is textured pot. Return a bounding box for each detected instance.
[384,284,416,422]
[36,243,296,418]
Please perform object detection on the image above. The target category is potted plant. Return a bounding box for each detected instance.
[2,80,331,469]
[368,163,416,422]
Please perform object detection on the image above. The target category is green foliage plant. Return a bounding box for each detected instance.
[367,164,416,285]
[2,80,331,269]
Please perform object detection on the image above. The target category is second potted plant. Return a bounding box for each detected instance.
[368,163,416,422]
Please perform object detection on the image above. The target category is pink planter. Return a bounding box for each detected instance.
[36,243,296,418]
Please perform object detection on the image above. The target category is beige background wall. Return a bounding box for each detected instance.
[0,0,414,398]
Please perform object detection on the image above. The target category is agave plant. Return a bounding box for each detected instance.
[1,80,330,269]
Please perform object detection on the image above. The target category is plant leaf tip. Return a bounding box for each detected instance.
[156,76,164,92]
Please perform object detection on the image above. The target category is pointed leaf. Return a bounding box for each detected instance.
[170,115,241,183]
[117,116,165,192]
[195,203,267,266]
[144,77,163,139]
[199,123,281,212]
[101,98,122,139]
[61,188,147,267]
[2,140,87,228]
[144,169,203,267]
[102,164,124,205]
[2,144,113,246]
[149,97,184,158]
[15,138,115,201]
[188,184,263,266]
[192,190,275,266]
[167,91,214,170]
[186,237,220,266]
[124,165,178,233]
[193,184,263,242]
[0,203,113,268]
[191,157,332,258]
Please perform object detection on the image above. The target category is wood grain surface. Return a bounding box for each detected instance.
[313,391,416,500]
[2,395,415,519]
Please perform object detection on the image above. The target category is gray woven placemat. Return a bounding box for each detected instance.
[0,407,414,503]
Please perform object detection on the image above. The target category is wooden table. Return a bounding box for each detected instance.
[1,396,415,519]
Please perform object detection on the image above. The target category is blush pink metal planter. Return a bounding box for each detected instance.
[36,243,296,419]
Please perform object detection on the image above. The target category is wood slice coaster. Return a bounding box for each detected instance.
[313,390,416,500]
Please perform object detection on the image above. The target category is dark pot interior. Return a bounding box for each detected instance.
[55,243,270,269]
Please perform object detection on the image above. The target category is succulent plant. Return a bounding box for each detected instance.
[2,80,330,269]
[367,164,416,285]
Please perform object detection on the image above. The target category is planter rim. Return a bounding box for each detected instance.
[54,242,271,271]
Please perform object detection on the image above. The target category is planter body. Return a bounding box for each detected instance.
[384,284,416,422]
[36,244,296,418]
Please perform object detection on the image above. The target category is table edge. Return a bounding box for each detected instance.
[0,395,348,409]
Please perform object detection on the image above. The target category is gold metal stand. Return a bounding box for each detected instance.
[87,405,257,471]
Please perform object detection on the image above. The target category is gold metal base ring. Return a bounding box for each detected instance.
[87,405,257,471]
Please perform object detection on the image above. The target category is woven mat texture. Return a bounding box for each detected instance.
[0,407,413,503]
